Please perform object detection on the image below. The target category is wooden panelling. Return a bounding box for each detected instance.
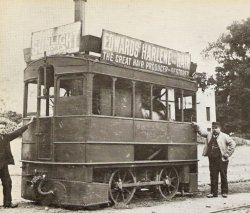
[134,120,169,142]
[22,163,92,182]
[24,57,89,81]
[88,117,133,142]
[168,145,197,160]
[55,66,86,74]
[189,173,198,192]
[66,182,109,206]
[86,144,134,162]
[54,116,89,142]
[37,118,52,159]
[133,71,196,91]
[56,96,86,116]
[22,120,36,143]
[168,122,195,143]
[54,143,86,162]
[93,62,134,79]
[100,88,112,116]
[115,88,132,117]
[80,35,102,53]
[21,144,36,161]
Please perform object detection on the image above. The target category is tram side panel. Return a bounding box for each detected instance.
[87,117,198,193]
[22,119,37,161]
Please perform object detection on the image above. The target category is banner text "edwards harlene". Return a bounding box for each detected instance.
[101,30,191,77]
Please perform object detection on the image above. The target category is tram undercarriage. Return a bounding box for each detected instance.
[21,161,197,206]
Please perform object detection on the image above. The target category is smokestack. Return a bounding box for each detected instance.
[74,0,87,35]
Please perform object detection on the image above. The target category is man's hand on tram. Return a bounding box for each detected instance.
[191,122,199,131]
[27,116,35,125]
[191,122,198,127]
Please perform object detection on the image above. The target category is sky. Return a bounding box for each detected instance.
[1,0,250,113]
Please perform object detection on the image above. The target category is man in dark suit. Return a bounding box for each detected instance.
[192,121,236,198]
[0,117,34,208]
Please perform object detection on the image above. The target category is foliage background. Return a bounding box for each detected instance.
[202,18,250,137]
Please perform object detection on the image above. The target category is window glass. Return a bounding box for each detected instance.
[56,75,86,116]
[115,78,132,117]
[27,82,37,116]
[168,88,175,120]
[206,107,210,121]
[135,82,150,119]
[152,86,167,120]
[174,90,183,121]
[37,66,55,117]
[183,91,196,122]
[59,78,83,97]
[40,86,54,116]
[92,75,112,115]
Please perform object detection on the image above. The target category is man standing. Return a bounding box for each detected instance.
[192,122,236,198]
[0,117,34,208]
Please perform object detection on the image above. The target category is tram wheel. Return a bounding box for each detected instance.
[108,169,136,205]
[157,167,179,200]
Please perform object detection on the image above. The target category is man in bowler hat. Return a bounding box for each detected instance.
[192,121,236,198]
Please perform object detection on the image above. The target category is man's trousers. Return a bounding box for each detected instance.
[208,157,229,196]
[0,164,12,206]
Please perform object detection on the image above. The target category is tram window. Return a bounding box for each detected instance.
[174,90,183,121]
[92,75,112,115]
[136,83,175,121]
[40,86,54,116]
[36,65,55,117]
[168,89,175,120]
[59,78,83,97]
[152,86,167,120]
[27,82,37,116]
[56,76,85,116]
[135,82,151,119]
[115,78,132,117]
[174,89,196,122]
[183,91,196,122]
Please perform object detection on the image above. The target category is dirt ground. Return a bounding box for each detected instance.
[0,139,250,212]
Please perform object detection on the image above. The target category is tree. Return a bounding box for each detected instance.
[202,18,250,134]
[0,110,23,124]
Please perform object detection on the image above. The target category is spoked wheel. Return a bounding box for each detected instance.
[109,169,136,205]
[157,167,179,200]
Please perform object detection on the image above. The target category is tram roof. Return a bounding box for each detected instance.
[24,55,197,92]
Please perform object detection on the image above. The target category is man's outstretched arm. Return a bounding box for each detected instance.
[7,117,34,142]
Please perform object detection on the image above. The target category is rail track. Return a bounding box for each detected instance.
[209,204,250,213]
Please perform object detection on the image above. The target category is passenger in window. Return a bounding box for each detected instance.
[140,97,166,120]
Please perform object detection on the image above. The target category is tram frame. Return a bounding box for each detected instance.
[21,55,198,206]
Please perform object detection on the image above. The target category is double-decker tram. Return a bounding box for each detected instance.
[21,24,198,207]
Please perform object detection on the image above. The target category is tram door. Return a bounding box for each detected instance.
[36,65,54,160]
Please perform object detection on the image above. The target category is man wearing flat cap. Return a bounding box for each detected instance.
[192,121,236,198]
[0,116,34,208]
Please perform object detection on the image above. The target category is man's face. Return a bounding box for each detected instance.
[0,123,6,134]
[212,125,221,135]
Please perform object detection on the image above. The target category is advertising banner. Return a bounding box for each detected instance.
[101,29,191,77]
[31,21,81,60]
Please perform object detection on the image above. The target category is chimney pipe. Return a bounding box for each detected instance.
[74,0,87,35]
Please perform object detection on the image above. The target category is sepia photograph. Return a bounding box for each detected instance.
[0,0,250,212]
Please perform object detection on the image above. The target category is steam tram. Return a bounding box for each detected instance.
[21,36,198,207]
